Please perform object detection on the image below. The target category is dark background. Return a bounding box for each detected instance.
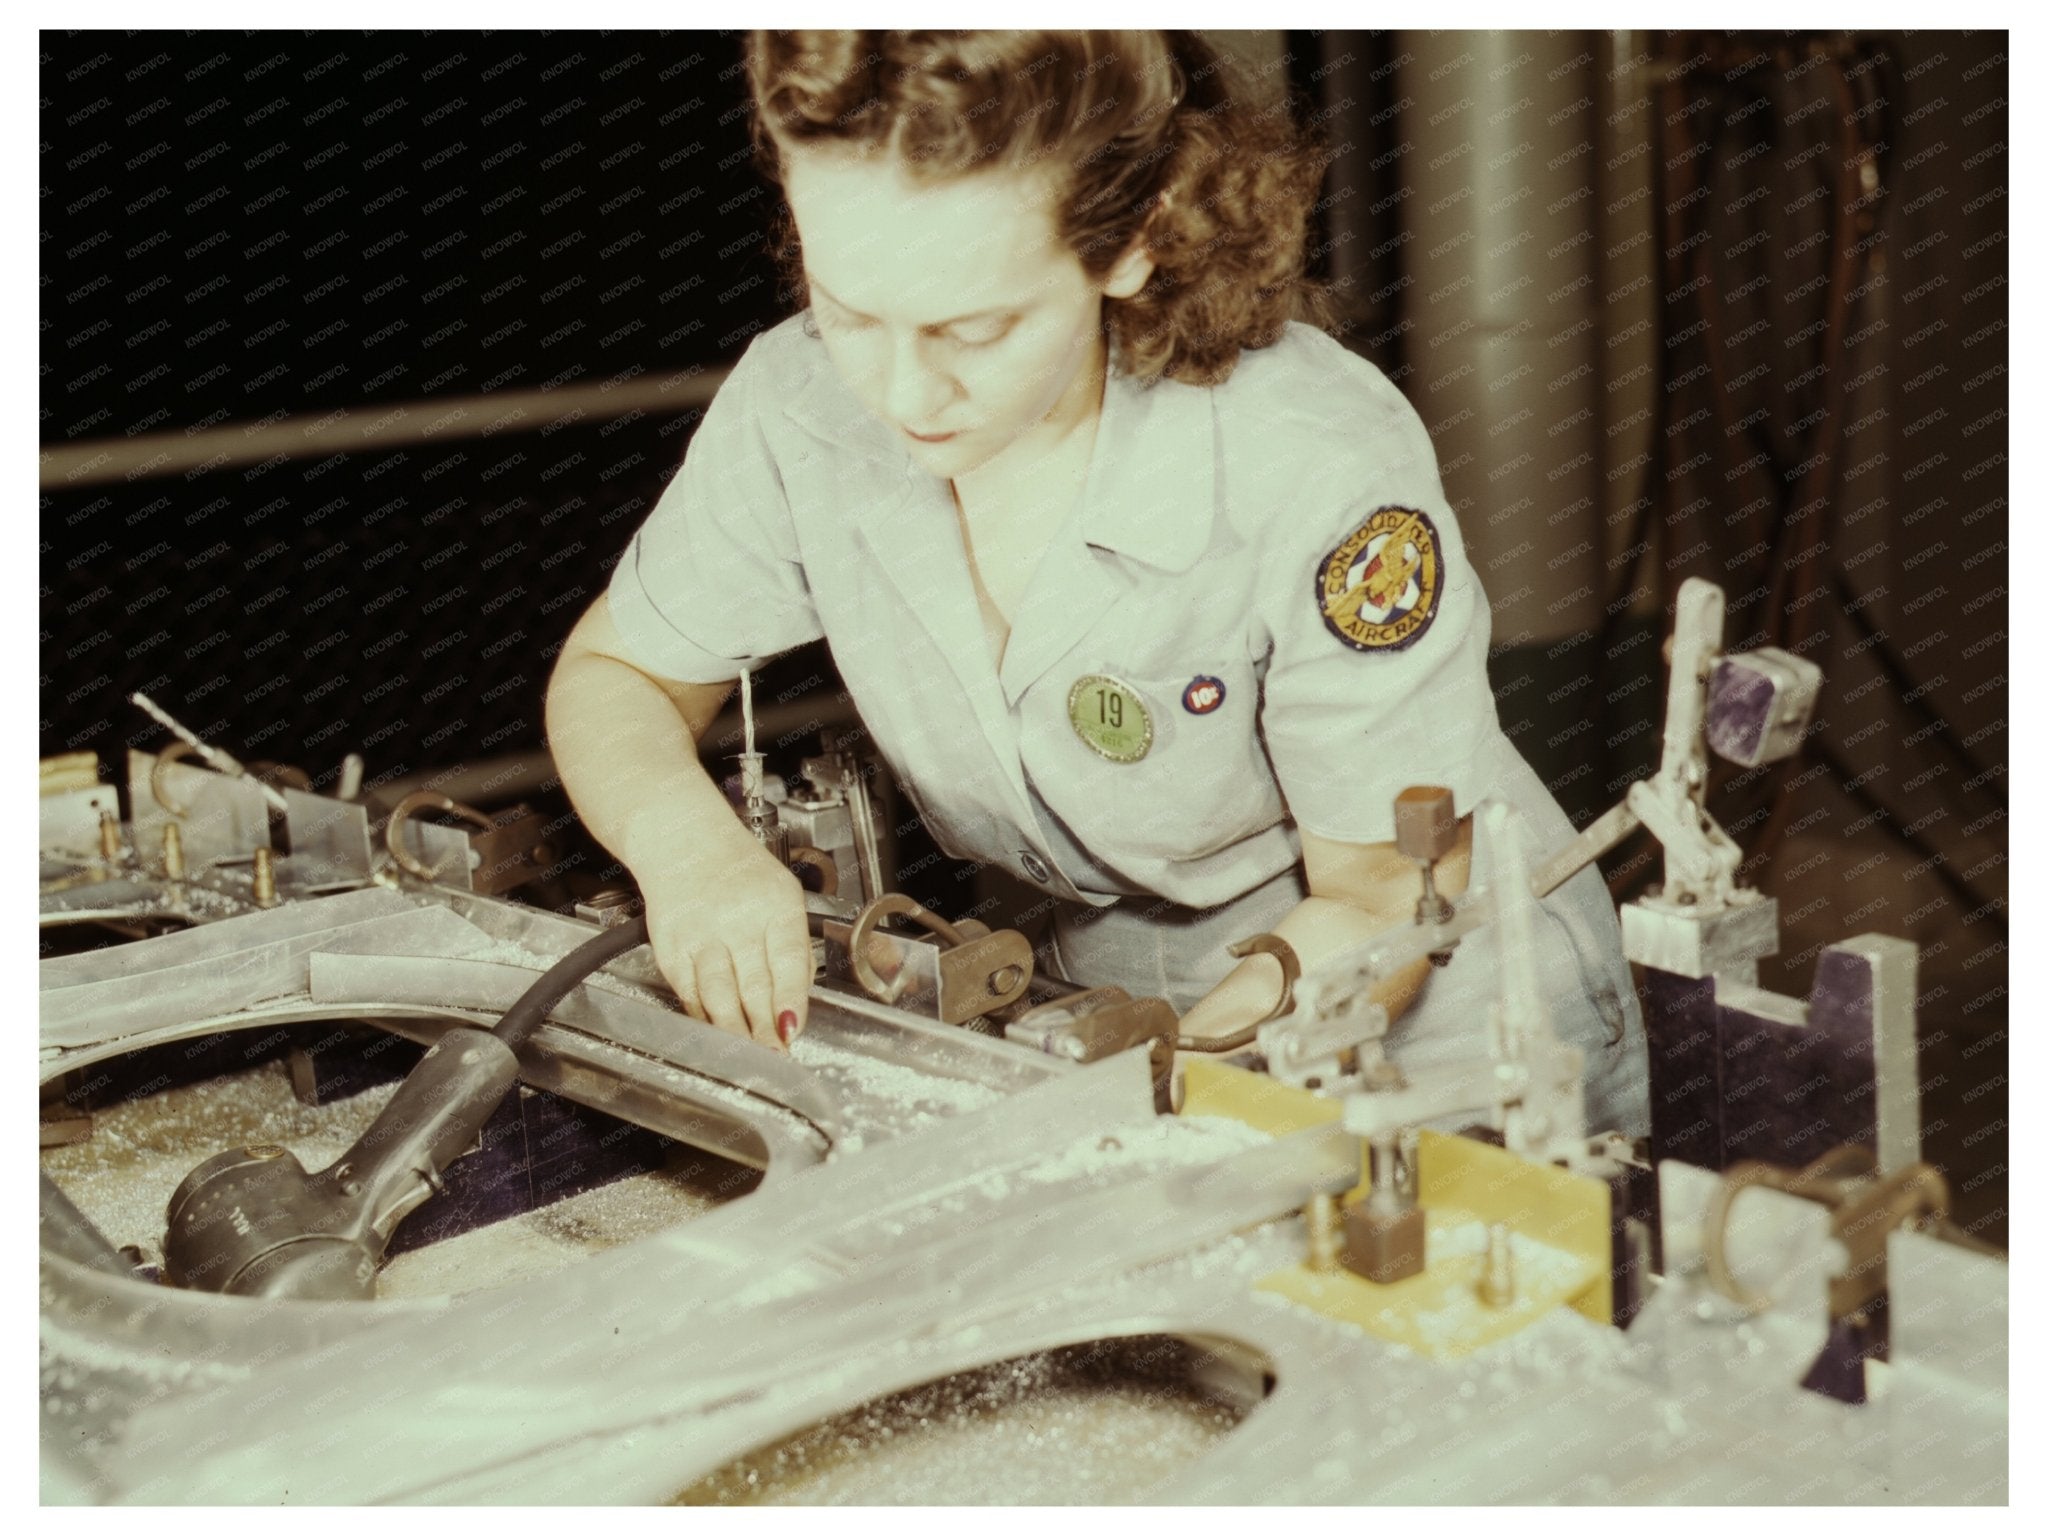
[41,30,2007,1243]
[43,32,789,767]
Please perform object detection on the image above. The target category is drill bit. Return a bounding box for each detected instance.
[130,691,290,813]
[734,669,787,860]
[738,667,763,801]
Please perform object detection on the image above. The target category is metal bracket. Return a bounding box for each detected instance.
[829,893,1033,1024]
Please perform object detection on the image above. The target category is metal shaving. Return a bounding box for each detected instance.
[674,1338,1248,1505]
[377,1147,755,1299]
[1011,1113,1273,1188]
[789,1032,1002,1117]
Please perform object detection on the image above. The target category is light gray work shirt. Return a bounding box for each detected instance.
[607,313,1648,1137]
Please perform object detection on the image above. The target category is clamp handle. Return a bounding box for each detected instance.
[847,892,966,998]
[385,791,497,883]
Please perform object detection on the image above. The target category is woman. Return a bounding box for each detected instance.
[546,30,1649,1137]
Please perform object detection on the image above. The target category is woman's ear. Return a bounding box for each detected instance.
[1101,191,1169,299]
[1102,244,1155,299]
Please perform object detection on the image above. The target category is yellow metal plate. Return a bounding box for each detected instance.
[1418,1128,1611,1326]
[1256,1129,1614,1354]
[1180,1064,1613,1349]
[1178,1058,1341,1139]
[1258,1206,1604,1358]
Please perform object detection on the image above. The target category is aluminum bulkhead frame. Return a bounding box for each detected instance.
[68,1051,1163,1501]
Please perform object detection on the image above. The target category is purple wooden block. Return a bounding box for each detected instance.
[1809,947,1880,1150]
[1718,1001,1832,1166]
[1606,1162,1657,1329]
[1644,970,1723,1172]
[1799,1292,1887,1406]
[1642,939,1886,1181]
[1719,945,1881,1171]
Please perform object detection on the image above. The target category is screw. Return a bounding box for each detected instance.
[97,808,122,863]
[1477,1222,1516,1309]
[1397,1128,1420,1201]
[251,846,277,907]
[1305,1192,1342,1273]
[1368,1131,1401,1209]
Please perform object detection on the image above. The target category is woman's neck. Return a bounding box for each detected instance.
[954,329,1109,500]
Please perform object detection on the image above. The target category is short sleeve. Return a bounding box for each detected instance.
[605,339,824,682]
[1256,392,1502,845]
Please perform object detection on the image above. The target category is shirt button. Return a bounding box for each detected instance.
[1019,850,1051,884]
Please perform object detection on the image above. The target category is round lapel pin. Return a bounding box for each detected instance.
[1182,675,1226,714]
[1067,674,1154,762]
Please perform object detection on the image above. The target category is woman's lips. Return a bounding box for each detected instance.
[904,427,960,443]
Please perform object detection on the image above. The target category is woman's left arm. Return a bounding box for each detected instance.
[1176,816,1474,1045]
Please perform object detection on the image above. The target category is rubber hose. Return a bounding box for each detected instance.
[493,914,651,1051]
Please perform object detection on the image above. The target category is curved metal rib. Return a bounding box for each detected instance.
[306,952,843,1166]
[38,891,489,1050]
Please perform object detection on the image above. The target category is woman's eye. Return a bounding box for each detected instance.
[947,321,1013,348]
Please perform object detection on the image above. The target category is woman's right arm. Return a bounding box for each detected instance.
[544,592,814,1050]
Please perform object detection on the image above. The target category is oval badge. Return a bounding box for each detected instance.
[1182,675,1226,715]
[1067,674,1154,763]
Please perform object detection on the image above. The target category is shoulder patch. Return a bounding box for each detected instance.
[1316,506,1443,653]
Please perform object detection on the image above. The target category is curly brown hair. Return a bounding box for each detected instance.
[743,30,1335,386]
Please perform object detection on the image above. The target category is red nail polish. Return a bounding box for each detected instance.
[777,1009,798,1045]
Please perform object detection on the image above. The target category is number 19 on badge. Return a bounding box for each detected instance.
[1067,674,1154,763]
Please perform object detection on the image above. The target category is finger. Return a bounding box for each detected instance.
[657,944,701,1020]
[691,945,749,1041]
[768,911,814,1043]
[640,899,694,1012]
[730,942,780,1050]
[651,933,700,1015]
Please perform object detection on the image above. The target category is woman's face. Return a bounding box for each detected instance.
[780,146,1144,481]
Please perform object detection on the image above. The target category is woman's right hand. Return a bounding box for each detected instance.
[640,836,814,1051]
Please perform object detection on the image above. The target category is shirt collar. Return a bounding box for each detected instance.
[778,317,1218,575]
[1080,337,1217,574]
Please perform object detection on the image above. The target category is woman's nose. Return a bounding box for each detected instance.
[880,334,956,427]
